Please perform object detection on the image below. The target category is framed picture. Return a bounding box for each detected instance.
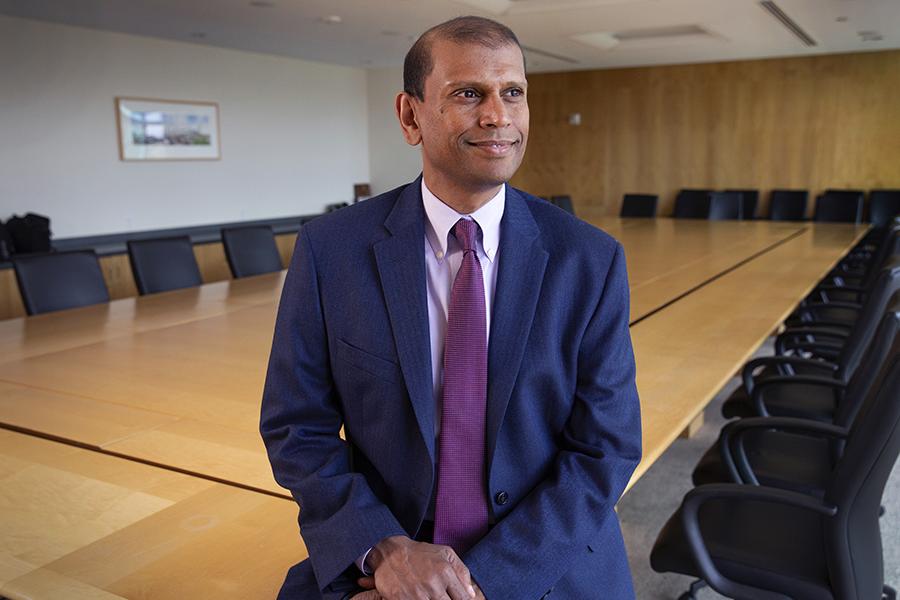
[115,97,221,161]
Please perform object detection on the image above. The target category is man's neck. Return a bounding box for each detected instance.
[422,173,502,215]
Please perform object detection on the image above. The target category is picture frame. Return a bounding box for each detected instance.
[115,97,221,161]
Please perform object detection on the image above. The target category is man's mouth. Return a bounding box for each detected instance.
[466,140,519,156]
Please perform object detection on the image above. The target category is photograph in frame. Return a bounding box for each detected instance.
[116,97,221,161]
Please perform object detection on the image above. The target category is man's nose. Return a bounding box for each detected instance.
[479,94,511,129]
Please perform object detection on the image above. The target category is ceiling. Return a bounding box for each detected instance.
[1,0,898,73]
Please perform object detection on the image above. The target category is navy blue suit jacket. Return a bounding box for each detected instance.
[260,178,642,599]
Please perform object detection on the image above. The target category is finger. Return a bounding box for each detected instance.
[444,552,474,598]
[357,576,376,589]
[440,566,475,600]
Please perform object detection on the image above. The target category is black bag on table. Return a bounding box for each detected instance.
[6,213,51,254]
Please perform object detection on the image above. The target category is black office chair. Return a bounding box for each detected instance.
[870,190,900,228]
[651,345,900,600]
[726,189,758,220]
[814,190,864,223]
[221,225,283,278]
[673,189,711,219]
[721,263,900,420]
[127,236,202,295]
[708,191,743,221]
[620,194,658,218]
[550,195,575,215]
[768,190,808,221]
[619,194,659,218]
[694,297,900,493]
[13,250,109,315]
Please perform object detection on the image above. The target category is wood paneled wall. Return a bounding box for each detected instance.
[511,50,900,218]
[0,233,298,320]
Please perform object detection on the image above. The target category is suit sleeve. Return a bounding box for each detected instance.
[464,242,642,599]
[260,226,406,595]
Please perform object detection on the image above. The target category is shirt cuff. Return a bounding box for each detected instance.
[355,547,374,575]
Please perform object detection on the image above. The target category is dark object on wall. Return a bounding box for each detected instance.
[222,225,283,278]
[673,189,712,219]
[353,183,372,203]
[620,194,658,218]
[870,190,900,228]
[127,236,202,295]
[725,189,759,220]
[6,213,51,254]
[769,190,808,221]
[815,190,864,223]
[326,202,349,212]
[0,220,14,260]
[550,195,575,215]
[708,192,743,221]
[13,250,109,315]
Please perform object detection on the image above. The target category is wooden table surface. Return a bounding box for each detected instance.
[0,219,866,598]
[0,220,865,498]
[0,429,306,600]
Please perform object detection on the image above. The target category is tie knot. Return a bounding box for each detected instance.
[453,218,479,252]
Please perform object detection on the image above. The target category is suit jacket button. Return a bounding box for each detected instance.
[495,491,509,505]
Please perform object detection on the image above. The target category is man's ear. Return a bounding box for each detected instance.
[396,92,422,146]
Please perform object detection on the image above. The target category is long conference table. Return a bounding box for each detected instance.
[0,218,867,599]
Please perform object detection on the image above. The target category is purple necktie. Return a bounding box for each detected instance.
[433,218,490,555]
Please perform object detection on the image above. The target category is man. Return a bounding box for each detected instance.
[261,15,642,600]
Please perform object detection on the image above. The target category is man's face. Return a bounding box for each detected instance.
[409,38,529,195]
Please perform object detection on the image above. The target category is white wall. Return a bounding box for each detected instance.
[365,67,422,195]
[0,16,370,238]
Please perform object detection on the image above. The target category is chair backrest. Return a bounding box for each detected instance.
[725,189,758,220]
[708,191,743,221]
[824,339,900,599]
[127,236,202,295]
[869,190,900,228]
[13,250,109,315]
[550,195,575,215]
[836,264,900,380]
[835,293,900,428]
[620,194,658,218]
[768,190,808,221]
[673,189,711,219]
[221,225,283,278]
[814,190,864,223]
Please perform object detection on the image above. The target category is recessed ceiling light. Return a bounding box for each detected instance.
[319,15,343,24]
[835,16,848,22]
[189,31,207,39]
[858,30,883,41]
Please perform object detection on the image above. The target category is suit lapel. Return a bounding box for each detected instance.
[373,179,436,462]
[486,189,548,467]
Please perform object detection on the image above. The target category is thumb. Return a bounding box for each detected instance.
[357,576,376,590]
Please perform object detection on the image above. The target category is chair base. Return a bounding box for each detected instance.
[678,579,708,600]
[885,584,897,600]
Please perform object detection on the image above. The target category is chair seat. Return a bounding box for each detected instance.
[722,373,838,421]
[651,496,833,600]
[692,430,834,493]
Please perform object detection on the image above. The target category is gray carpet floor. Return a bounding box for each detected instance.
[618,339,900,599]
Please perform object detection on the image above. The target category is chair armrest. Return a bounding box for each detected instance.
[741,357,839,394]
[680,484,837,600]
[720,416,848,485]
[750,375,844,417]
[775,327,848,358]
[776,340,842,362]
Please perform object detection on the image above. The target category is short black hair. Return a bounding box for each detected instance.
[403,16,524,101]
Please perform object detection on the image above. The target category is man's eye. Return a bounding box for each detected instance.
[458,89,478,98]
[508,88,524,97]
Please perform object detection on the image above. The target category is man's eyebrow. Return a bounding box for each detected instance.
[443,80,528,91]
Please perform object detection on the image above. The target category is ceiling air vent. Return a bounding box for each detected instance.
[759,1,817,47]
[521,45,579,65]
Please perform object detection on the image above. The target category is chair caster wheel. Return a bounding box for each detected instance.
[883,584,896,600]
[679,578,707,600]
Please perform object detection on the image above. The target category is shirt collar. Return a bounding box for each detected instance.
[421,179,504,264]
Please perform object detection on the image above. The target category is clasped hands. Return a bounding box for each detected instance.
[352,535,486,600]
